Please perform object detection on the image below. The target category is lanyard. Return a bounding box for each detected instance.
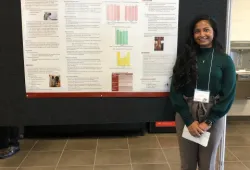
[196,48,215,91]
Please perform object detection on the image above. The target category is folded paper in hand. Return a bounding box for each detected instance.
[182,126,211,147]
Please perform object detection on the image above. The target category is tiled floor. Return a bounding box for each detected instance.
[0,121,250,170]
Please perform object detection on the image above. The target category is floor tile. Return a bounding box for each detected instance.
[168,150,240,169]
[0,152,27,167]
[32,139,67,151]
[163,148,180,163]
[224,148,238,162]
[225,126,240,135]
[58,150,95,166]
[130,149,166,164]
[128,137,160,149]
[242,162,250,169]
[18,167,55,170]
[7,121,249,170]
[224,162,249,170]
[226,135,250,146]
[233,121,250,127]
[169,162,180,170]
[95,150,130,165]
[227,121,238,126]
[236,127,250,135]
[227,147,250,161]
[156,133,177,137]
[56,166,93,170]
[143,133,157,137]
[227,121,249,126]
[98,138,128,150]
[65,139,97,150]
[20,151,61,167]
[95,165,131,170]
[19,139,37,151]
[132,164,170,170]
[157,136,179,148]
[245,135,250,141]
[216,148,238,162]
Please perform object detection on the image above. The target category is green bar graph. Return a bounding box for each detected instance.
[120,31,123,44]
[115,29,128,45]
[116,29,119,44]
[124,31,128,44]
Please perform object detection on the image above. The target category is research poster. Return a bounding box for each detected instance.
[20,0,179,98]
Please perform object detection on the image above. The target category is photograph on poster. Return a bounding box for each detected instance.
[49,75,61,87]
[44,12,58,20]
[154,37,164,51]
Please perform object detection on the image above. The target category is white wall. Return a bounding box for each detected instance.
[229,0,250,116]
[231,0,250,41]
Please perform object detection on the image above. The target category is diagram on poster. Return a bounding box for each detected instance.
[117,52,131,66]
[20,0,179,98]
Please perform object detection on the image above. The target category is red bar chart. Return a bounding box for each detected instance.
[125,6,138,21]
[107,5,120,21]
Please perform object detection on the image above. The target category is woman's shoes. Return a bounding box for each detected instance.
[0,146,20,159]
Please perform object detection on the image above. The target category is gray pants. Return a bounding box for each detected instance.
[175,96,225,170]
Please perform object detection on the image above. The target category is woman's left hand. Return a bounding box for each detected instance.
[199,122,211,131]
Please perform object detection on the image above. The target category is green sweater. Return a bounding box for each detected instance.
[170,48,236,126]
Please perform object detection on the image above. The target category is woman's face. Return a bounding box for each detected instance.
[193,20,214,48]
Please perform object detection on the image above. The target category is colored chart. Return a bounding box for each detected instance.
[107,5,120,21]
[115,28,128,45]
[117,52,130,66]
[125,6,138,21]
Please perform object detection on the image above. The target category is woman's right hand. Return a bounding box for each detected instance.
[187,121,204,137]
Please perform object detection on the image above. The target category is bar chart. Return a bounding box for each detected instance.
[106,4,138,22]
[115,28,128,45]
[125,6,138,21]
[106,4,120,21]
[112,73,133,92]
[116,52,131,66]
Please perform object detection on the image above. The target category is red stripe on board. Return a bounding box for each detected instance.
[26,92,170,98]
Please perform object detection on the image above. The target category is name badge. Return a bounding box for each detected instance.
[193,89,210,103]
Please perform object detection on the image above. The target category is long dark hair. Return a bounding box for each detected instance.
[172,15,224,92]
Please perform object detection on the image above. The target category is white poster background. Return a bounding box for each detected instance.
[20,0,179,95]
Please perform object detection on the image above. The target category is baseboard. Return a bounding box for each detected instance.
[23,123,147,138]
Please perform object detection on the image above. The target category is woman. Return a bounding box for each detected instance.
[170,15,236,170]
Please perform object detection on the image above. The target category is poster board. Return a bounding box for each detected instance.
[0,0,228,126]
[20,0,179,98]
